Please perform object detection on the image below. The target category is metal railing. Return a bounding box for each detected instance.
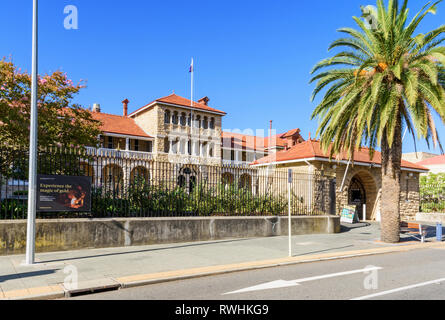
[0,147,335,219]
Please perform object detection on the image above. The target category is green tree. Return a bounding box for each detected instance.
[310,0,445,242]
[0,58,101,150]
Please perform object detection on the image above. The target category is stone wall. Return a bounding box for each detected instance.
[0,216,340,256]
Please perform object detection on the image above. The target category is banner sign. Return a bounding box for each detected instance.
[340,205,358,224]
[37,175,92,212]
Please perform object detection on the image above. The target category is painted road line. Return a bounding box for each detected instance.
[351,278,445,300]
[224,266,382,295]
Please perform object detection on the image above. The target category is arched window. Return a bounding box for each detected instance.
[222,172,234,186]
[210,117,215,129]
[164,110,171,124]
[130,167,150,185]
[80,163,95,183]
[187,114,192,127]
[102,164,124,193]
[164,137,170,153]
[180,113,187,126]
[172,111,179,125]
[239,174,252,191]
[203,117,208,129]
[178,175,186,188]
[196,115,201,128]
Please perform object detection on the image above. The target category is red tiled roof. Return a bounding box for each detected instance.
[222,132,268,151]
[417,155,445,166]
[91,112,153,138]
[251,139,428,171]
[222,128,304,151]
[281,128,301,138]
[129,94,226,116]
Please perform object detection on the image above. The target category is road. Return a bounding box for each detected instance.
[68,247,445,300]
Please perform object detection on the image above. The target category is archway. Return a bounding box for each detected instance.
[239,174,252,192]
[348,171,378,220]
[102,164,124,191]
[80,162,95,183]
[130,166,150,185]
[222,172,234,186]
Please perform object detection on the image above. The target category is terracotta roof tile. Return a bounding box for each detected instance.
[251,140,428,171]
[91,112,153,138]
[222,128,304,151]
[417,155,445,166]
[129,94,226,116]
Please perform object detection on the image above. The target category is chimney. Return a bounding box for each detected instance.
[92,103,101,113]
[122,99,130,117]
[198,96,210,106]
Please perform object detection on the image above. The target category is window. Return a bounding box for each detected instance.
[196,115,201,128]
[164,110,171,124]
[107,136,113,149]
[203,117,208,129]
[210,117,215,129]
[134,140,139,151]
[147,141,153,153]
[180,113,186,126]
[172,112,179,125]
[164,138,170,153]
[187,114,192,127]
[187,140,192,155]
[178,175,186,188]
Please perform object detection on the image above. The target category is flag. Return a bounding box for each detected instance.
[189,58,194,73]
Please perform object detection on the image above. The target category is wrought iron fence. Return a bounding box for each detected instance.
[0,147,335,219]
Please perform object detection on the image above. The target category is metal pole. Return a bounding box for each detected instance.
[288,169,292,257]
[190,58,194,158]
[26,0,38,265]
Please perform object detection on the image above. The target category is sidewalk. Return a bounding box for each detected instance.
[0,222,443,300]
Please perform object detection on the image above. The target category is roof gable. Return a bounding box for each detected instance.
[129,94,226,117]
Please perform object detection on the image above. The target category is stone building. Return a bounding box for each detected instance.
[251,139,429,221]
[412,155,445,175]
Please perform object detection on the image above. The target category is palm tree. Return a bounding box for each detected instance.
[310,0,445,243]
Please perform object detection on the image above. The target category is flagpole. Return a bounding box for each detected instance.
[26,0,39,265]
[190,58,194,157]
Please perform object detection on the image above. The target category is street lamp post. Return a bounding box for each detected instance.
[25,0,39,265]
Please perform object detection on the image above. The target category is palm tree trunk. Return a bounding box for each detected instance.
[380,114,402,243]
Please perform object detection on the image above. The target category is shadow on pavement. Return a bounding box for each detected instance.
[0,269,59,283]
[340,222,372,233]
[37,238,253,264]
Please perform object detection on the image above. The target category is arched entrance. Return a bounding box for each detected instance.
[349,177,366,219]
[177,166,198,193]
[347,171,378,220]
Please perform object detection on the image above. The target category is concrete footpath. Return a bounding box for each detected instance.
[0,222,443,300]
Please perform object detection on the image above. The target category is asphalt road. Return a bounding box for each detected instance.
[68,247,445,300]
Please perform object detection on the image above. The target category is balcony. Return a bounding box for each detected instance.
[222,160,251,168]
[85,147,153,160]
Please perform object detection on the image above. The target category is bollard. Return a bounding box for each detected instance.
[437,223,443,242]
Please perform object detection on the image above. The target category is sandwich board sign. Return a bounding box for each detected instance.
[340,205,358,223]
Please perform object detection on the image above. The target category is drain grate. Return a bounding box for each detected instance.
[66,284,121,298]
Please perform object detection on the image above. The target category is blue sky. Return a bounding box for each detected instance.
[1,0,444,154]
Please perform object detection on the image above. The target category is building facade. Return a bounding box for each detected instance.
[251,139,429,221]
